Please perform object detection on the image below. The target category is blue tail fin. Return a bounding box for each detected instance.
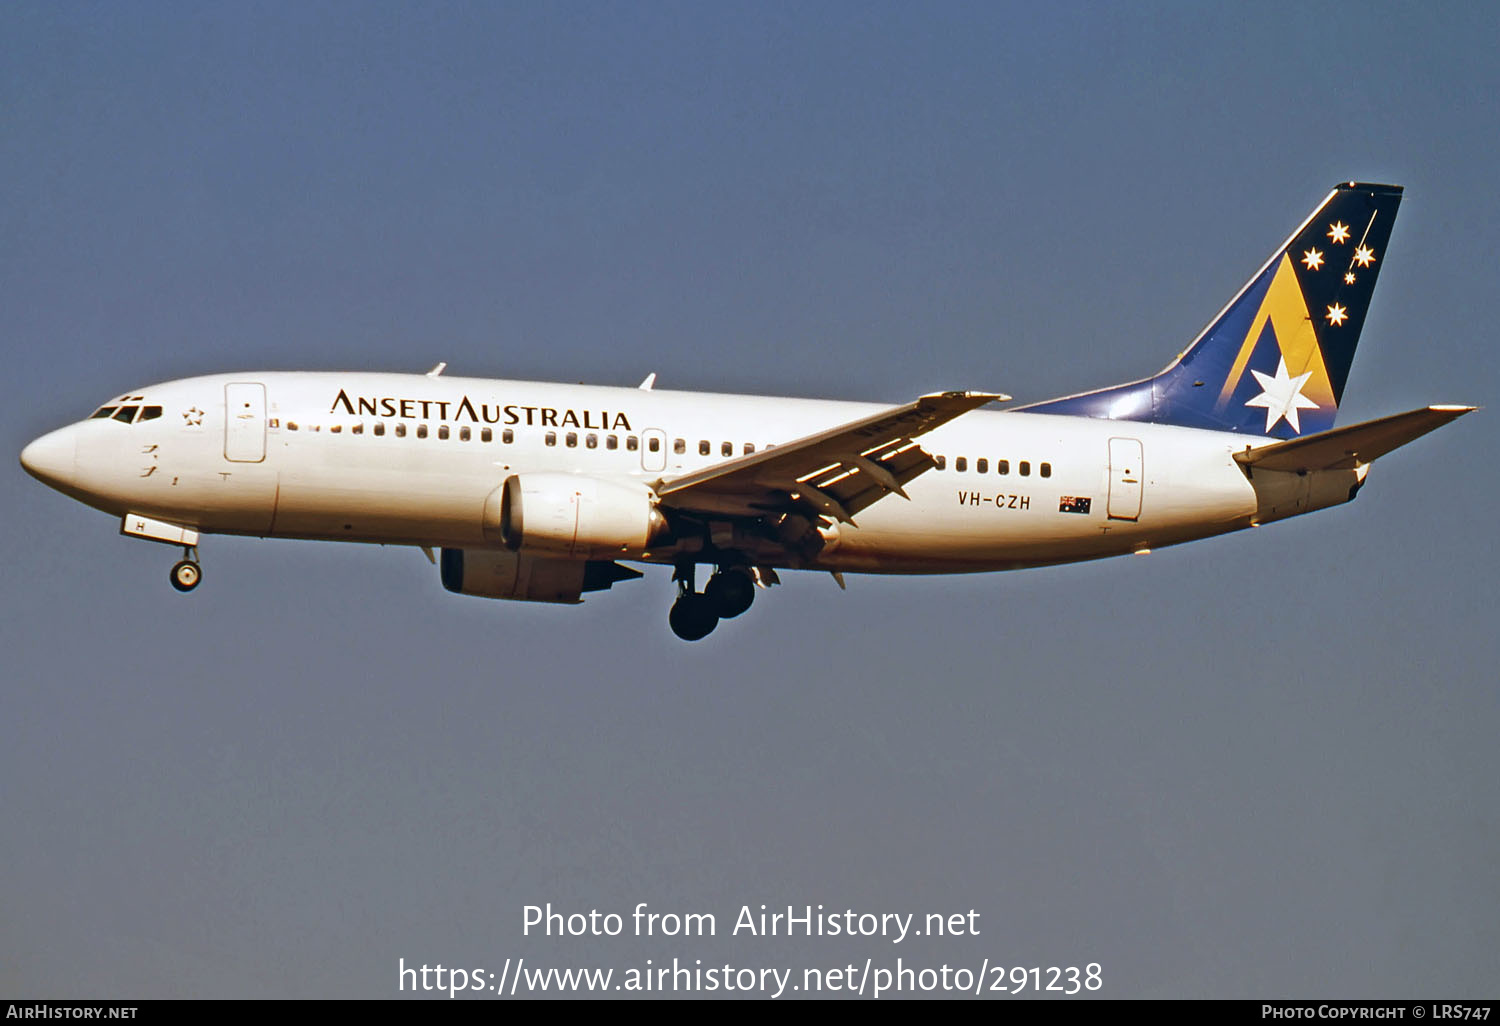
[1022,182,1403,438]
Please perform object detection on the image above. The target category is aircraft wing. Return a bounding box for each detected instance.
[655,391,1006,523]
[1233,405,1476,473]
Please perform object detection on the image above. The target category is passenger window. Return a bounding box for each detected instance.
[586,433,598,449]
[459,426,470,441]
[744,443,755,454]
[395,423,406,437]
[606,435,618,450]
[330,424,341,433]
[721,441,733,456]
[673,438,685,454]
[545,431,557,446]
[438,425,449,440]
[566,432,578,448]
[352,423,363,435]
[1040,462,1051,478]
[955,457,968,472]
[934,455,946,470]
[699,440,710,455]
[140,406,163,422]
[500,428,511,443]
[287,422,299,431]
[113,406,137,423]
[416,424,428,439]
[628,436,640,452]
[483,428,495,442]
[977,458,988,473]
[91,407,117,419]
[998,459,1009,475]
[373,423,384,436]
[1020,460,1031,476]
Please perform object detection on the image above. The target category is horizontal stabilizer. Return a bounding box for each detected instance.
[1233,405,1475,473]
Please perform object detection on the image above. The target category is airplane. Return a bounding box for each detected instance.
[19,181,1475,640]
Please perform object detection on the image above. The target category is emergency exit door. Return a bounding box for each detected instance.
[1107,437,1143,521]
[224,382,266,462]
[640,428,667,473]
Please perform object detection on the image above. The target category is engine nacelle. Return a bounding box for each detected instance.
[439,548,643,604]
[487,473,667,560]
[440,547,587,603]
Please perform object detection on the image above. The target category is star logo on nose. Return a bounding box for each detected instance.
[183,407,204,426]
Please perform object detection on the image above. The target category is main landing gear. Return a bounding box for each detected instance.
[668,564,756,641]
[170,546,202,593]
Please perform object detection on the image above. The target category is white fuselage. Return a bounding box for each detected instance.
[26,371,1352,574]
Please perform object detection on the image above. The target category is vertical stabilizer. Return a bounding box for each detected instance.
[1023,182,1403,438]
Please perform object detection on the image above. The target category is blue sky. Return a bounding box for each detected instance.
[4,2,1496,998]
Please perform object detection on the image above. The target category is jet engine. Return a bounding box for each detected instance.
[487,473,668,560]
[439,547,642,604]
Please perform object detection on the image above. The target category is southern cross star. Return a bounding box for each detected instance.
[1302,248,1324,270]
[1328,221,1350,244]
[1244,357,1319,433]
[1353,245,1376,268]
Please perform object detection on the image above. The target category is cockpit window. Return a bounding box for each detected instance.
[112,406,138,423]
[139,405,162,422]
[91,407,118,419]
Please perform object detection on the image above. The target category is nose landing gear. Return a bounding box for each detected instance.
[170,546,202,593]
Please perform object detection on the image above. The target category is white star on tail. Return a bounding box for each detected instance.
[1244,357,1319,433]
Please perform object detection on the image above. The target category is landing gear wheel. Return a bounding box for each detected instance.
[669,592,719,641]
[170,560,201,592]
[705,568,755,618]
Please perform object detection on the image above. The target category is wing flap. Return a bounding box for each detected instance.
[1233,405,1475,473]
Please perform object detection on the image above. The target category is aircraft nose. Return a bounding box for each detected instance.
[20,427,77,489]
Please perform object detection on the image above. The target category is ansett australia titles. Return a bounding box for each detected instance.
[330,389,631,430]
[523,903,981,944]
